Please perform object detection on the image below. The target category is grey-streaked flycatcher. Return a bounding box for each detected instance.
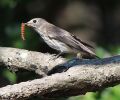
[25,18,98,59]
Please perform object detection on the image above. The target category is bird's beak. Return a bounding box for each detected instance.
[25,22,32,27]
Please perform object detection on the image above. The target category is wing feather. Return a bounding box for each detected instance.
[46,24,96,56]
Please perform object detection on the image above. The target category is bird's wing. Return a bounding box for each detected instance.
[71,34,94,49]
[47,25,96,56]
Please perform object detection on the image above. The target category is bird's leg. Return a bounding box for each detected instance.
[50,52,63,61]
[76,53,82,59]
[56,52,63,58]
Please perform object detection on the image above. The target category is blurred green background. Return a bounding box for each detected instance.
[0,0,120,100]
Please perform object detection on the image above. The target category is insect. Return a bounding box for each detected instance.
[21,23,25,40]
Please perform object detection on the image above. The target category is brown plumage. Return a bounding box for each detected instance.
[26,18,98,59]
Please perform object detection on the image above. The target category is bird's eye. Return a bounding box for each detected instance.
[33,20,37,23]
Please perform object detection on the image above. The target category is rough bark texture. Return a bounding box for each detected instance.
[0,47,66,76]
[0,57,120,99]
[0,47,120,100]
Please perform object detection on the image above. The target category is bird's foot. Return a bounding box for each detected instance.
[55,52,63,58]
[76,53,82,59]
[50,53,62,60]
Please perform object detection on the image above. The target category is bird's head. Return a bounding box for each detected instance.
[25,18,46,29]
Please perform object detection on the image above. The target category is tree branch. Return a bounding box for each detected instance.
[0,47,120,99]
[0,47,66,76]
[0,52,120,99]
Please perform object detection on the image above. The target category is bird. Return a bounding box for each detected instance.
[25,18,98,59]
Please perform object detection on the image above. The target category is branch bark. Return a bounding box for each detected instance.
[0,47,120,99]
[0,47,66,76]
[0,55,120,99]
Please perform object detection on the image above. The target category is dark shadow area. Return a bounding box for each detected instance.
[48,55,120,75]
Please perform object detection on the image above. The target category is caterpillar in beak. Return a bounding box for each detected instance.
[21,23,25,40]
